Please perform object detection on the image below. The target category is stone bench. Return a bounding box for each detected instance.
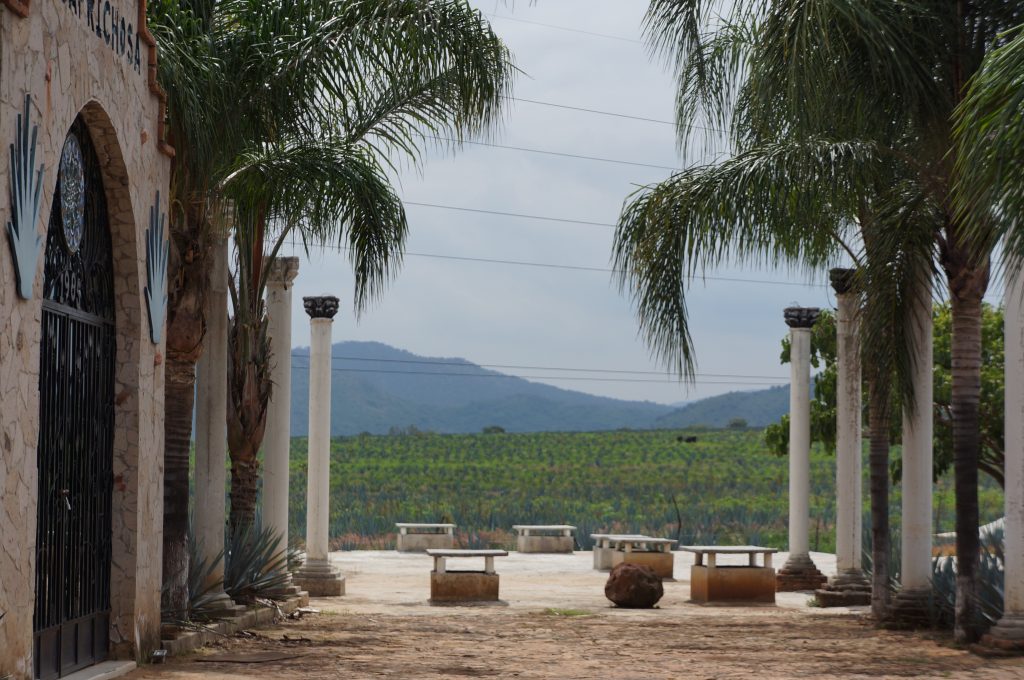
[608,537,678,580]
[426,549,509,603]
[590,533,652,570]
[395,523,456,552]
[512,525,576,553]
[679,545,778,604]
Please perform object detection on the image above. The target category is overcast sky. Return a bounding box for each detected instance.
[282,0,836,405]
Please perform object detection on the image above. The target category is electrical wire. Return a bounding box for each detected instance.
[483,12,642,44]
[427,136,683,172]
[287,350,788,381]
[290,362,784,387]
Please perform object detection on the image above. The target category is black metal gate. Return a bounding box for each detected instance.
[34,117,116,680]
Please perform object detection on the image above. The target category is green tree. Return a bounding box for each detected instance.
[151,0,512,615]
[617,1,1018,638]
[765,305,1005,487]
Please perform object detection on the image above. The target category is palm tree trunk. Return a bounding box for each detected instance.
[158,244,206,614]
[229,446,260,533]
[162,357,197,616]
[162,226,210,617]
[950,289,984,643]
[867,372,892,619]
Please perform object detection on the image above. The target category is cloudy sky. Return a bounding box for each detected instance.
[282,0,836,405]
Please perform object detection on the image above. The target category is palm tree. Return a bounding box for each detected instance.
[617,1,1019,641]
[150,0,512,614]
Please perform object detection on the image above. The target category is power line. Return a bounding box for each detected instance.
[484,12,642,44]
[428,136,681,172]
[506,96,730,136]
[287,350,788,381]
[405,201,614,229]
[290,362,784,387]
[507,96,675,126]
[301,241,829,288]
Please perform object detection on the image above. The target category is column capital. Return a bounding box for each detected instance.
[304,295,340,319]
[784,307,820,329]
[267,256,300,287]
[829,268,856,295]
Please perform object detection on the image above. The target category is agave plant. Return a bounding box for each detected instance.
[223,522,291,603]
[931,526,1005,631]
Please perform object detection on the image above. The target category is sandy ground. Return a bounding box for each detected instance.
[131,550,1024,679]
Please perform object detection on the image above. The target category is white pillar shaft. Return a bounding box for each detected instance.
[1004,270,1024,615]
[789,327,812,556]
[263,260,298,553]
[900,282,933,590]
[835,291,862,573]
[194,238,229,590]
[306,318,333,562]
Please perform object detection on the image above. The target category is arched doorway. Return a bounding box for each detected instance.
[33,117,116,680]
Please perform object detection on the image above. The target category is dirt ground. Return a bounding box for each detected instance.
[130,550,1024,679]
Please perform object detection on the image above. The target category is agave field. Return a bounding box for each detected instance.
[284,429,1003,552]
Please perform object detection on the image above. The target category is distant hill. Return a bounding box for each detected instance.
[653,384,789,429]
[288,341,675,435]
[286,341,792,435]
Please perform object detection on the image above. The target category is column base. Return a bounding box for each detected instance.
[884,586,932,629]
[206,590,249,618]
[980,615,1024,653]
[815,569,871,607]
[775,553,827,592]
[263,572,306,599]
[294,560,346,597]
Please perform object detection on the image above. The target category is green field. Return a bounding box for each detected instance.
[285,428,1003,552]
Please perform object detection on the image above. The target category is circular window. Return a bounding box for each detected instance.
[58,134,86,254]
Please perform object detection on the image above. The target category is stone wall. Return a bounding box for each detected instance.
[0,0,172,674]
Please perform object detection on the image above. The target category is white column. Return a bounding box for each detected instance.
[788,311,813,557]
[899,279,933,593]
[194,236,235,609]
[263,256,299,566]
[778,307,826,590]
[985,269,1024,647]
[294,295,345,596]
[831,269,866,581]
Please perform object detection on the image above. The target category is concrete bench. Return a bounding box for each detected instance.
[512,525,576,553]
[395,523,456,552]
[590,533,652,570]
[426,549,509,603]
[608,537,678,579]
[679,545,778,604]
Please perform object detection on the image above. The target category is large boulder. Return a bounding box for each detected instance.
[604,563,664,608]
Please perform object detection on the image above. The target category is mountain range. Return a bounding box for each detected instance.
[287,341,790,435]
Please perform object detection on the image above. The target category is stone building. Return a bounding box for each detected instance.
[0,0,172,677]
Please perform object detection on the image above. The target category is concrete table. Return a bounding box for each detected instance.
[395,523,456,552]
[426,549,509,603]
[608,537,678,579]
[590,534,652,570]
[512,525,576,553]
[679,545,778,604]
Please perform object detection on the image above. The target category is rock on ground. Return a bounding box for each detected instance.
[604,563,664,608]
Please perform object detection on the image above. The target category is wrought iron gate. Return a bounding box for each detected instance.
[34,118,116,680]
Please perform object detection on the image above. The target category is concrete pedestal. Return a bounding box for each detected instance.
[691,566,776,604]
[513,525,575,553]
[611,549,674,580]
[430,572,500,603]
[395,523,456,552]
